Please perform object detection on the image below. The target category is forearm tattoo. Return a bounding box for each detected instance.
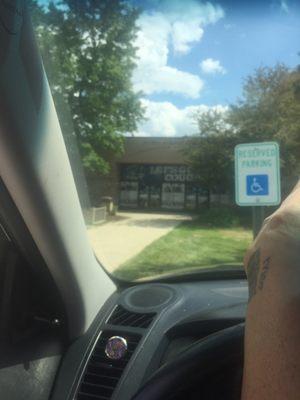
[246,248,271,301]
[247,248,260,301]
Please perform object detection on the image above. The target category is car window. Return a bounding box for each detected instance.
[31,0,300,282]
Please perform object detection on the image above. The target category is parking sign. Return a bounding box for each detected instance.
[235,142,281,206]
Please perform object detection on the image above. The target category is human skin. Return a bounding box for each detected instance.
[242,182,300,400]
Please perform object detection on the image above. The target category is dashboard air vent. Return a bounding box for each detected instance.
[108,305,156,329]
[76,330,141,400]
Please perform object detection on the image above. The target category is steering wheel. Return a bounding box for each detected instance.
[133,323,245,400]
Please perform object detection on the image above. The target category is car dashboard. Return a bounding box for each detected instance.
[52,279,248,400]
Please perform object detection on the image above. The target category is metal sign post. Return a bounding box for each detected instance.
[252,206,265,238]
[235,142,281,238]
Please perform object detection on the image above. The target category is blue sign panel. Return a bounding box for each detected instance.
[246,175,269,196]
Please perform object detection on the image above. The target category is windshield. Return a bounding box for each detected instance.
[31,0,300,282]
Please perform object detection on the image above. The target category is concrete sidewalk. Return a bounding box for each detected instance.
[87,212,193,273]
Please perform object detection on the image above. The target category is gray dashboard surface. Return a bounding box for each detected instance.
[52,279,248,400]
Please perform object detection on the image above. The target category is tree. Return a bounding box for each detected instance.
[184,109,236,206]
[185,63,300,206]
[275,68,300,173]
[229,65,289,140]
[229,64,300,175]
[30,0,144,174]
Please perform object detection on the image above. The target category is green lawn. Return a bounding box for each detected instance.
[115,212,253,281]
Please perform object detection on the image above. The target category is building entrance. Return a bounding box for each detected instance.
[119,164,206,210]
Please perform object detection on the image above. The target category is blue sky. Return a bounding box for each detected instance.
[131,0,300,136]
[166,10,300,107]
[39,0,300,137]
[166,1,300,107]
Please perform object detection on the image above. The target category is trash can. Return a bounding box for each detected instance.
[101,196,114,215]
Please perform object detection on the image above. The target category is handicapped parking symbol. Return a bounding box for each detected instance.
[251,178,263,193]
[246,175,269,196]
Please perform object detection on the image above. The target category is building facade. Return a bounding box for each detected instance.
[119,163,207,210]
[88,137,210,211]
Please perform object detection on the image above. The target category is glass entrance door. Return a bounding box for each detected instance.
[138,183,161,209]
[161,183,185,209]
[149,185,161,208]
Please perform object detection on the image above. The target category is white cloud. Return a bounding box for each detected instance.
[136,99,228,137]
[280,0,289,13]
[132,2,224,98]
[200,58,227,75]
[155,0,224,54]
[133,64,204,99]
[171,20,204,54]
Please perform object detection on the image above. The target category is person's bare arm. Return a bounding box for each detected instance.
[242,182,300,400]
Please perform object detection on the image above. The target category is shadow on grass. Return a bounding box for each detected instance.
[185,207,252,230]
[126,217,191,229]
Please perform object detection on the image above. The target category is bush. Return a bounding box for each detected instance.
[196,205,252,228]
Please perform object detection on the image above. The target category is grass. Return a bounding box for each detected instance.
[115,206,253,281]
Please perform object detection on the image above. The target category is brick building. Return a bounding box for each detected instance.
[87,136,211,210]
[84,137,300,212]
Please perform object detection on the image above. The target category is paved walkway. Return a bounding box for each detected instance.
[87,212,193,273]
